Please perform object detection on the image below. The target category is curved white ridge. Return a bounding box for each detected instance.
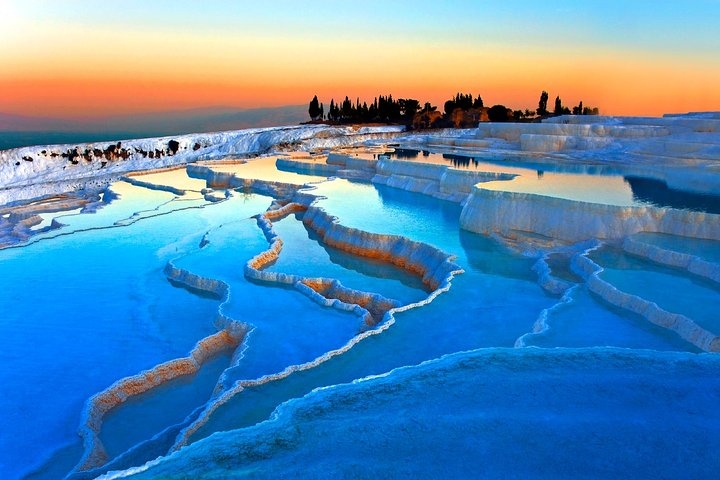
[161,167,464,453]
[571,250,720,352]
[622,236,720,285]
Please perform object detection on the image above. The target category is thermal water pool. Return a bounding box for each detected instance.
[2,152,719,479]
[0,182,227,479]
[382,148,720,211]
[175,174,710,450]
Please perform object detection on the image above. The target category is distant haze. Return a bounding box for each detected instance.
[0,105,308,149]
[0,105,308,134]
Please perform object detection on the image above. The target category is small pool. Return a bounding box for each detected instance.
[480,171,646,207]
[631,232,720,263]
[385,148,720,212]
[206,156,328,184]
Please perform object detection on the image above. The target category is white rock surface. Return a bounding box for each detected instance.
[460,187,720,242]
[0,125,405,205]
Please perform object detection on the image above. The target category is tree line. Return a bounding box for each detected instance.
[309,94,425,124]
[308,91,599,129]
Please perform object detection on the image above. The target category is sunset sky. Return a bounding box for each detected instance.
[2,0,719,120]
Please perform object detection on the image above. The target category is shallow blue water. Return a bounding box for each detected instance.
[521,285,698,351]
[170,208,365,383]
[128,348,720,480]
[384,148,720,212]
[592,247,720,333]
[185,178,705,449]
[632,231,720,263]
[2,161,718,479]
[266,213,428,304]
[100,351,233,460]
[0,188,222,478]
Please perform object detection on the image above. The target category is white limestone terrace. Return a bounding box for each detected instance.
[426,112,720,190]
[4,113,720,249]
[5,111,718,244]
[0,124,406,206]
[272,112,720,352]
[455,115,720,244]
[3,112,720,204]
[269,114,720,244]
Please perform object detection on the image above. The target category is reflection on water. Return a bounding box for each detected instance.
[208,156,328,184]
[385,148,720,212]
[625,176,720,214]
[480,171,644,207]
[131,167,209,192]
[384,148,527,174]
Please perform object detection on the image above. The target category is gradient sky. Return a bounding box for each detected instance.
[2,0,719,119]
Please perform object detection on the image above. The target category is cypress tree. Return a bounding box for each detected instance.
[537,91,549,116]
[308,95,321,120]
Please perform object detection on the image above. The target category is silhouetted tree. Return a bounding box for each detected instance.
[488,104,511,122]
[361,102,370,121]
[441,92,485,127]
[573,101,584,115]
[473,95,484,109]
[444,99,457,116]
[455,93,473,110]
[306,89,597,127]
[341,96,352,120]
[377,95,388,122]
[368,98,378,120]
[400,98,420,121]
[308,95,321,120]
[537,91,549,116]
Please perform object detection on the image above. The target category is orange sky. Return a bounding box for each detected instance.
[2,1,719,120]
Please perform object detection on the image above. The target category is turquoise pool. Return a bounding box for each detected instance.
[1,156,719,480]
